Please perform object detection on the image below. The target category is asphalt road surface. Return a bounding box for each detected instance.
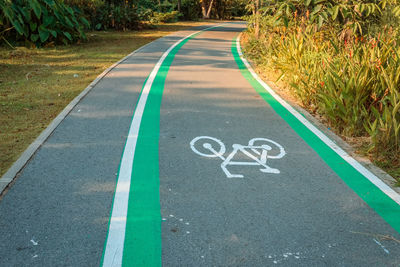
[0,22,399,266]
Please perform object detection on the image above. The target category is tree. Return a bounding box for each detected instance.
[200,0,214,18]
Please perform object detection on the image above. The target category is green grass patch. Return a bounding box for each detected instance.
[0,21,213,177]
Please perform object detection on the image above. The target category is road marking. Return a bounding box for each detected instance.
[233,35,400,233]
[190,136,285,178]
[101,24,227,267]
[373,238,390,254]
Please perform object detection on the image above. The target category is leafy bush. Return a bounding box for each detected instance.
[66,0,142,31]
[180,0,202,20]
[262,0,392,35]
[243,2,400,158]
[150,11,180,23]
[0,0,89,47]
[64,0,104,29]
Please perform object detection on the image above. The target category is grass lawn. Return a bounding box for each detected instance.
[0,21,216,178]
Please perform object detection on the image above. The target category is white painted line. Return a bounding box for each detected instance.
[102,23,227,267]
[236,35,400,206]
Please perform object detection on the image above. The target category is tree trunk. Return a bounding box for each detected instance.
[201,1,207,18]
[254,0,260,39]
[206,0,214,18]
[201,0,214,19]
[177,0,181,12]
[158,0,162,12]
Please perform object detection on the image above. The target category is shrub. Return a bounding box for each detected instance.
[65,1,141,31]
[64,0,104,30]
[243,8,400,156]
[180,0,202,21]
[150,11,180,23]
[0,0,89,47]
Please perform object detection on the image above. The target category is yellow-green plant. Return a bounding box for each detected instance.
[244,15,400,155]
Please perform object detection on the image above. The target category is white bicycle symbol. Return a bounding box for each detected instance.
[190,136,286,178]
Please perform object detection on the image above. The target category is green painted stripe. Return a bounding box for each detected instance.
[100,75,149,267]
[231,37,400,234]
[121,30,207,266]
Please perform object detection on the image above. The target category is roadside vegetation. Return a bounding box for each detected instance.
[243,0,400,184]
[0,0,248,177]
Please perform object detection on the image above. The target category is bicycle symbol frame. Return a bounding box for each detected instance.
[190,136,286,178]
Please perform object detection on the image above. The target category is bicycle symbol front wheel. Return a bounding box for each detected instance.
[190,136,226,158]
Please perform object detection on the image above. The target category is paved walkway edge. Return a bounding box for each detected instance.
[237,33,400,199]
[236,34,400,233]
[0,42,153,196]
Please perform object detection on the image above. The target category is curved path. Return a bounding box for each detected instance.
[0,22,399,266]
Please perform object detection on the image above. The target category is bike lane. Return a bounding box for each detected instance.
[159,23,400,265]
[0,25,220,266]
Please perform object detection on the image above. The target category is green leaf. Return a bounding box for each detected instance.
[39,30,50,42]
[43,15,55,26]
[30,22,37,31]
[66,6,74,16]
[311,5,322,17]
[332,5,339,20]
[80,17,90,28]
[71,16,79,26]
[38,26,50,42]
[283,16,288,27]
[63,31,72,41]
[329,40,339,53]
[44,0,55,6]
[2,6,13,21]
[95,23,102,30]
[393,102,400,116]
[64,17,74,28]
[54,10,63,21]
[11,20,24,35]
[31,34,39,42]
[78,28,87,40]
[318,14,323,28]
[29,0,42,19]
[49,29,57,37]
[16,6,30,20]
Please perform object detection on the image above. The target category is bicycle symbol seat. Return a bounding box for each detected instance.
[190,136,286,178]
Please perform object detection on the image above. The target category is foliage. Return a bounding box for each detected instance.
[230,0,249,17]
[199,0,247,19]
[96,3,140,30]
[0,0,89,47]
[244,1,400,161]
[65,0,198,30]
[180,0,202,20]
[65,0,142,30]
[150,11,180,23]
[262,0,399,34]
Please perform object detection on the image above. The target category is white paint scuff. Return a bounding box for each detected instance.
[373,239,390,254]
